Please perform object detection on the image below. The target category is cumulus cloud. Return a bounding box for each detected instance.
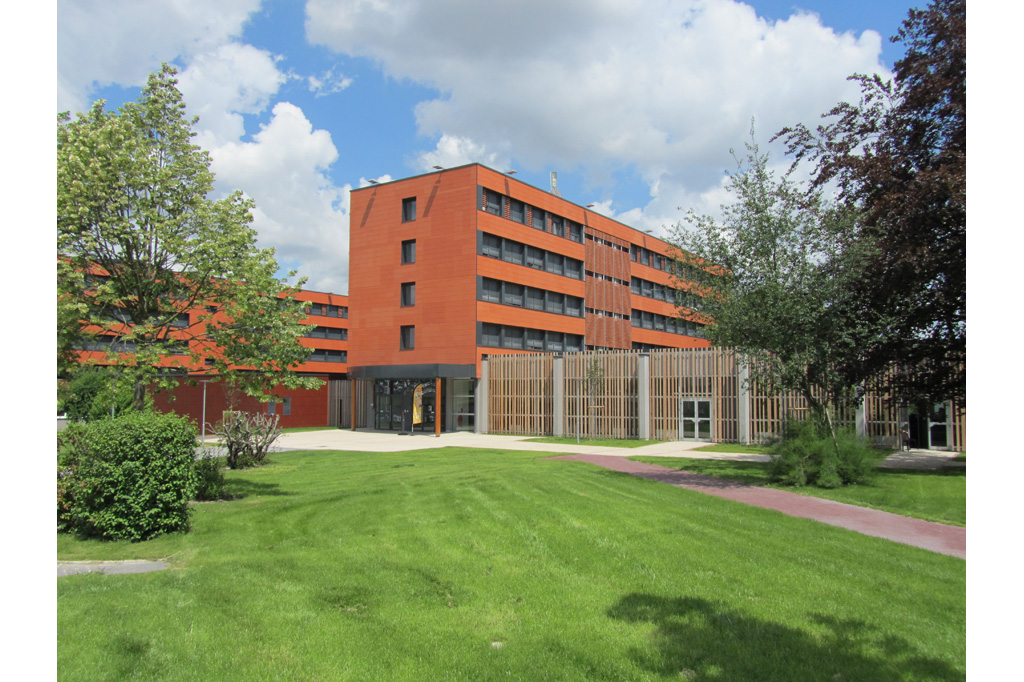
[177,44,288,141]
[57,0,353,293]
[307,0,889,229]
[416,134,508,173]
[206,103,351,294]
[57,0,261,114]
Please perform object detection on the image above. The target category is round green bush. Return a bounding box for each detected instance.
[767,418,885,489]
[62,412,198,541]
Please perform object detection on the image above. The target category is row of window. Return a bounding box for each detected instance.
[77,336,189,355]
[306,348,347,363]
[631,244,673,272]
[309,303,348,318]
[629,277,704,311]
[479,232,584,280]
[305,325,348,341]
[630,309,707,338]
[586,232,629,252]
[99,309,190,328]
[479,277,584,318]
[586,308,629,320]
[479,322,585,353]
[480,187,585,243]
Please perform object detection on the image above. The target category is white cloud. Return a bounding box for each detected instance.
[57,0,353,293]
[206,103,351,293]
[57,0,261,114]
[307,0,889,230]
[416,134,508,173]
[177,44,288,141]
[307,69,354,97]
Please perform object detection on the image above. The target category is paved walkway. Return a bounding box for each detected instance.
[58,560,170,577]
[548,454,965,559]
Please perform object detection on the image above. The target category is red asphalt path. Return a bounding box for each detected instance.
[549,454,965,559]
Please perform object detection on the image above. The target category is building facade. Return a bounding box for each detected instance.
[346,164,711,433]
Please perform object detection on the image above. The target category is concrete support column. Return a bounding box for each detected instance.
[476,357,489,434]
[552,354,564,437]
[638,353,651,441]
[855,385,867,439]
[737,359,751,444]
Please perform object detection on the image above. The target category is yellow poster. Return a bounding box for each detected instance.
[413,384,423,424]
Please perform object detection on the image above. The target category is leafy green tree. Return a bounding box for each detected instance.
[774,0,965,405]
[668,132,872,483]
[58,65,320,409]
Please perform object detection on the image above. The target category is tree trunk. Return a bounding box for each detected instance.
[133,380,147,412]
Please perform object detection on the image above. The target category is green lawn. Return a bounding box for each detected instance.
[58,448,964,681]
[631,457,966,526]
[522,436,663,448]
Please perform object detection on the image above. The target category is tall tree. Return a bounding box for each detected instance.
[668,132,869,468]
[58,65,320,409]
[774,0,965,404]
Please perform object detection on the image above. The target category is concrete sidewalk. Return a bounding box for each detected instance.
[273,428,961,469]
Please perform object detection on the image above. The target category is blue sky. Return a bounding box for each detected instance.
[57,0,922,294]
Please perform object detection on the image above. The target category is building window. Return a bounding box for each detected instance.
[400,325,415,350]
[510,199,525,223]
[481,278,501,303]
[482,233,502,258]
[531,207,545,230]
[526,288,544,311]
[504,326,524,349]
[402,197,416,222]
[567,221,583,243]
[283,397,291,416]
[550,215,564,238]
[401,282,416,307]
[504,240,524,265]
[526,246,544,270]
[504,282,524,307]
[267,401,276,415]
[481,323,501,347]
[485,189,502,215]
[401,239,416,264]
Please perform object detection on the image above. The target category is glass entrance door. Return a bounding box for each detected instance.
[680,399,712,440]
[374,379,439,431]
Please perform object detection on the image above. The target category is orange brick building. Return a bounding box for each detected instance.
[347,164,709,433]
[80,164,710,434]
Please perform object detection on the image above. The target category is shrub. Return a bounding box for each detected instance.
[216,411,281,469]
[61,412,198,541]
[767,418,885,489]
[59,366,150,422]
[194,454,228,501]
[57,466,76,532]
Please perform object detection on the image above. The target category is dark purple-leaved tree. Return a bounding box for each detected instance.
[775,0,965,405]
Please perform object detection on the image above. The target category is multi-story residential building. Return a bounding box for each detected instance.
[74,287,351,430]
[346,163,709,433]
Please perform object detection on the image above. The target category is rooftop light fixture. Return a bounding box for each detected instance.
[367,179,379,185]
[432,165,444,170]
[506,170,517,175]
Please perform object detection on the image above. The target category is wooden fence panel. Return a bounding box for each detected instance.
[483,348,965,449]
